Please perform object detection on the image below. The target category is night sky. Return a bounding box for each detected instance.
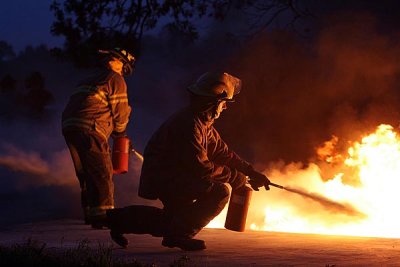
[0,0,62,52]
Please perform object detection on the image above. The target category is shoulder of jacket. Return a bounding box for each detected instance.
[107,72,127,91]
[169,108,202,132]
[107,71,125,82]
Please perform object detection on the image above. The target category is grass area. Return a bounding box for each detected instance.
[0,238,191,267]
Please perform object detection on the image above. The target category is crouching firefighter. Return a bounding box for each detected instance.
[107,72,271,251]
[62,48,135,228]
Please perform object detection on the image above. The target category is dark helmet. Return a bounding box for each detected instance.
[187,72,242,102]
[98,48,135,76]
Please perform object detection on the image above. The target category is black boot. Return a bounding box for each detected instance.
[110,230,129,248]
[83,207,91,225]
[90,214,109,229]
[107,209,128,248]
[162,236,206,251]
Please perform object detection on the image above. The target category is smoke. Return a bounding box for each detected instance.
[237,161,368,233]
[0,144,49,175]
[0,142,82,228]
[205,13,400,233]
[219,12,400,166]
[216,13,400,232]
[0,143,76,188]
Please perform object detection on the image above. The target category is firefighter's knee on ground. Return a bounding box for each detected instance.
[209,183,230,201]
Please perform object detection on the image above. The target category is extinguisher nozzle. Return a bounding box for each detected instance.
[131,149,144,162]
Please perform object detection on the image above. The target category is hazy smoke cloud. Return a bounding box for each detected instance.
[0,143,76,188]
[220,12,400,167]
[244,162,368,231]
[214,13,400,229]
[0,144,49,175]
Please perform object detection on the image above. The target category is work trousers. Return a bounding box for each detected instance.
[108,183,230,238]
[162,182,230,238]
[63,129,114,219]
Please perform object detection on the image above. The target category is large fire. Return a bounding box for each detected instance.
[208,124,400,238]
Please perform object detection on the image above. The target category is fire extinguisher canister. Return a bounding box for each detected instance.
[112,136,130,174]
[224,185,252,232]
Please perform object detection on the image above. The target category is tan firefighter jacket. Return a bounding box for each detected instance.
[62,70,131,139]
[139,106,253,200]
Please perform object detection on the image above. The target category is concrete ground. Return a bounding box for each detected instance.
[1,220,400,266]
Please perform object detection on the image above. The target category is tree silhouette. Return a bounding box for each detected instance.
[0,74,17,94]
[0,41,16,61]
[0,74,18,118]
[23,72,54,116]
[50,0,312,67]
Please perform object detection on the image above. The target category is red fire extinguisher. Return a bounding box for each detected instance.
[112,136,130,174]
[225,185,252,232]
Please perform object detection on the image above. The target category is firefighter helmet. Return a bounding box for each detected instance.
[187,72,242,102]
[99,48,135,76]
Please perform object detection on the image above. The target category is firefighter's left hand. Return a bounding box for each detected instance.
[248,170,270,191]
[111,130,127,139]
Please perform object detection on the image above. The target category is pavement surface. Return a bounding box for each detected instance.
[1,220,400,266]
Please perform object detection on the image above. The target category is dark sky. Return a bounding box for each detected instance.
[0,0,210,53]
[0,0,62,52]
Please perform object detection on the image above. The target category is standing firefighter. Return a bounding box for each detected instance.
[107,72,271,251]
[62,48,135,228]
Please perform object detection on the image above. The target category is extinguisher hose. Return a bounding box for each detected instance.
[268,182,286,190]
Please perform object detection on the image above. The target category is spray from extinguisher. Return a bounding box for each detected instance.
[112,136,144,174]
[224,181,364,232]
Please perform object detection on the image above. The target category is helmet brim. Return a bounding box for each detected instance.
[98,49,135,64]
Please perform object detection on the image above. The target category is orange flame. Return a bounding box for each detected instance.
[208,124,400,238]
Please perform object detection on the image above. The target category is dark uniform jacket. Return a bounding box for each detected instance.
[62,70,131,139]
[139,107,252,200]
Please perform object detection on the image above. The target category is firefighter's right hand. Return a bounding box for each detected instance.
[248,170,270,191]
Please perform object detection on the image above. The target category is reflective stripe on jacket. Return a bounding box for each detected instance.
[138,107,252,200]
[62,70,131,139]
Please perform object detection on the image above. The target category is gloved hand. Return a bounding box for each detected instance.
[229,169,247,190]
[248,169,270,191]
[111,130,127,139]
